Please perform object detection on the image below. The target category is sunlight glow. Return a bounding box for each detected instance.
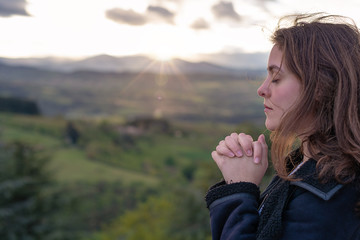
[151,47,175,61]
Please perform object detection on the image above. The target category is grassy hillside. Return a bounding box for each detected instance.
[0,114,163,185]
[0,112,272,239]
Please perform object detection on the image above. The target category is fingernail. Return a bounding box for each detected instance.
[236,151,243,157]
[247,150,252,156]
[255,157,260,164]
[229,152,235,157]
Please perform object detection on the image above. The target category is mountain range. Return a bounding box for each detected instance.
[0,52,267,75]
[0,53,266,123]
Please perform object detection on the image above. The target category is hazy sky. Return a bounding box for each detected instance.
[1,0,360,60]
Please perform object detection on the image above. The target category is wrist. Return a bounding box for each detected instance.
[225,177,262,186]
[205,181,260,208]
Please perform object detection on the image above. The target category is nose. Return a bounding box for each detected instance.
[257,78,270,98]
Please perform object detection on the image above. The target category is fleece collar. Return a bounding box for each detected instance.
[290,158,343,200]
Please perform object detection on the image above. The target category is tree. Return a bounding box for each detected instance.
[65,121,80,145]
[0,142,57,239]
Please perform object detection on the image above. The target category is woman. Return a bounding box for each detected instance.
[205,13,360,240]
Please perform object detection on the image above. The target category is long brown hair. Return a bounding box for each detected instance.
[270,13,360,186]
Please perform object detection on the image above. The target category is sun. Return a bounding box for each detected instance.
[150,46,176,61]
[154,52,173,61]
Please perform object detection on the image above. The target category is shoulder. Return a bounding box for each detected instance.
[282,160,360,239]
[290,159,344,200]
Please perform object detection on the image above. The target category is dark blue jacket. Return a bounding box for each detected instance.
[205,159,360,240]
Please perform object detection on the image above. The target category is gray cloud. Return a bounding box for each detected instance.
[211,1,241,22]
[0,0,30,17]
[147,5,175,23]
[190,18,210,30]
[105,8,147,26]
[106,5,176,26]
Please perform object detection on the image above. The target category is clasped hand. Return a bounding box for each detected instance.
[212,133,268,186]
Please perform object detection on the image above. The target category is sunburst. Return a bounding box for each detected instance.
[117,53,202,119]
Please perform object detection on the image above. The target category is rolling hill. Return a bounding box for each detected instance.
[0,58,266,124]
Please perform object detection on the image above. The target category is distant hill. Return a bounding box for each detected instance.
[0,60,266,123]
[0,54,266,76]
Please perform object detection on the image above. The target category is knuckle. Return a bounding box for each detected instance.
[239,133,251,140]
[230,132,238,138]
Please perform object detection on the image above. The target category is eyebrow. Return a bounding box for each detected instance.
[267,65,283,74]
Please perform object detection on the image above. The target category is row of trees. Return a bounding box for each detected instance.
[0,96,40,115]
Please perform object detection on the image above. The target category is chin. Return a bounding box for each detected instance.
[265,120,278,131]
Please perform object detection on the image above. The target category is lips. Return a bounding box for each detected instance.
[264,104,273,110]
[264,104,273,112]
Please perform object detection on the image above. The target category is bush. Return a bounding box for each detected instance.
[0,142,57,239]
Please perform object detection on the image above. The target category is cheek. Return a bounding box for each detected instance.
[276,85,301,112]
[282,93,299,111]
[282,89,299,112]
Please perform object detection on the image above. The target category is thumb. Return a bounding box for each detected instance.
[258,134,268,157]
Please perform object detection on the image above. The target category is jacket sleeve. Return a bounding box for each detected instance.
[205,181,260,240]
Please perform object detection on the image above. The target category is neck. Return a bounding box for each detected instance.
[302,141,311,162]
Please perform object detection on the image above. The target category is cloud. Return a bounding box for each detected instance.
[253,0,277,14]
[147,5,175,24]
[190,18,210,30]
[152,0,184,5]
[0,0,30,17]
[106,5,175,26]
[211,1,241,22]
[197,52,268,69]
[105,8,147,26]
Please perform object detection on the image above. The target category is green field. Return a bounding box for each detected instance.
[0,110,271,239]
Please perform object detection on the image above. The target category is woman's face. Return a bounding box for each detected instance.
[257,45,302,131]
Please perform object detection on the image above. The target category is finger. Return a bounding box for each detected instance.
[258,134,268,164]
[238,133,254,156]
[230,132,238,141]
[252,141,262,164]
[211,150,224,168]
[225,133,243,157]
[216,144,235,157]
[259,134,268,158]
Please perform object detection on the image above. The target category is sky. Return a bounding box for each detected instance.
[1,0,360,61]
